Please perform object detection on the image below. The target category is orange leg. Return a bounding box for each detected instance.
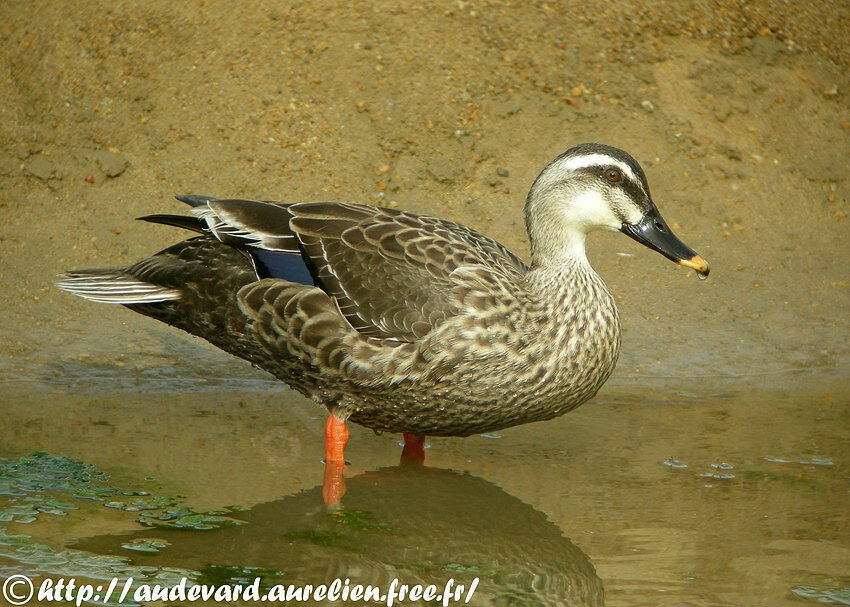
[400,433,426,466]
[322,414,350,506]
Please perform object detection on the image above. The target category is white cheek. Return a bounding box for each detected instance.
[570,190,622,231]
[622,201,645,225]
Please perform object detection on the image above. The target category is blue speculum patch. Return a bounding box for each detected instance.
[248,248,316,285]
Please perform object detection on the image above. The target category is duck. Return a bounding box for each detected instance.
[57,143,708,502]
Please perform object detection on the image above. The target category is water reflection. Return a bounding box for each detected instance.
[74,466,604,606]
[4,374,846,605]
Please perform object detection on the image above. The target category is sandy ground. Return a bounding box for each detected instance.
[1,1,848,390]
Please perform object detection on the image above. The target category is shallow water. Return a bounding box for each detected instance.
[0,372,847,606]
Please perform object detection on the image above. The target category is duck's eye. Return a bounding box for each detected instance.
[604,168,621,182]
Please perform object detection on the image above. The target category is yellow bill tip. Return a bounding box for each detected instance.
[677,254,710,278]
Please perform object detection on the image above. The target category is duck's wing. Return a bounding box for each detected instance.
[191,198,528,342]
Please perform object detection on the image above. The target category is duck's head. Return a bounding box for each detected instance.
[525,143,709,278]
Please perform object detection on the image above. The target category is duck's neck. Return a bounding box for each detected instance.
[524,218,613,311]
[524,185,597,270]
[525,252,599,298]
[529,226,590,270]
[523,221,620,367]
[525,206,596,274]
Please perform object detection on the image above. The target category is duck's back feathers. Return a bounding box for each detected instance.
[287,202,523,341]
[60,196,529,345]
[187,197,528,342]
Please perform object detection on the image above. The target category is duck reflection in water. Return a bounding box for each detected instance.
[74,465,605,607]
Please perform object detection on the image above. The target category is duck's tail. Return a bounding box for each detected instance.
[56,235,264,368]
[55,196,215,305]
[55,268,181,304]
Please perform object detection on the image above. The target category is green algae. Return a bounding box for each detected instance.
[0,452,243,531]
[0,530,197,606]
[121,538,170,554]
[0,451,250,594]
[281,509,393,550]
[329,509,392,532]
[139,508,246,531]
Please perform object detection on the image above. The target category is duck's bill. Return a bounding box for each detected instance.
[621,210,710,278]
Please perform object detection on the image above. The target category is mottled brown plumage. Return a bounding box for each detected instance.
[57,143,708,438]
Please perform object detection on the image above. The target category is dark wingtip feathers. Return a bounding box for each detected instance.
[137,214,206,233]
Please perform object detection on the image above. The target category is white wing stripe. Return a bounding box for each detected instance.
[190,204,299,252]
